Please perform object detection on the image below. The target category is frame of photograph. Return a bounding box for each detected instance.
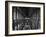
[5,1,45,36]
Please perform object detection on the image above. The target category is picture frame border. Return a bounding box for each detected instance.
[5,1,45,36]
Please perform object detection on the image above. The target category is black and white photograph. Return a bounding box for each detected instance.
[5,1,45,36]
[12,7,40,30]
